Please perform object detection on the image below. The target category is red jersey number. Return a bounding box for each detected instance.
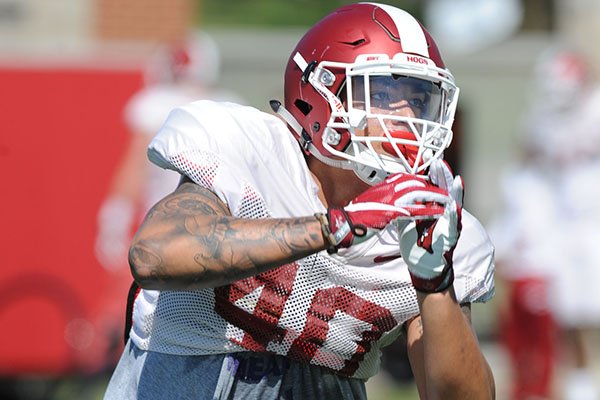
[214,262,397,376]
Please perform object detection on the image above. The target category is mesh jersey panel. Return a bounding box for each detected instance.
[170,150,220,189]
[132,100,495,380]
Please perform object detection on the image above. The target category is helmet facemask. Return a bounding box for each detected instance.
[306,53,459,184]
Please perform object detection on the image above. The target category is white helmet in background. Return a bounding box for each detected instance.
[532,45,589,112]
[144,30,221,86]
[523,46,592,162]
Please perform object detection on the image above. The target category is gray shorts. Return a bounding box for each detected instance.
[104,340,367,399]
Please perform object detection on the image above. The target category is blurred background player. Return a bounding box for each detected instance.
[96,30,241,271]
[546,46,600,400]
[487,102,561,400]
[489,44,600,400]
[94,29,242,367]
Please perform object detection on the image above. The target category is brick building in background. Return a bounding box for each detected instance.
[0,0,195,48]
[96,0,195,43]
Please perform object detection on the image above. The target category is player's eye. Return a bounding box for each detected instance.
[409,97,426,111]
[371,91,392,107]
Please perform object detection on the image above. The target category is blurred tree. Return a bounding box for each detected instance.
[198,0,555,32]
[198,0,423,27]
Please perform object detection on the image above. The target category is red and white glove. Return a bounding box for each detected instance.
[399,160,464,293]
[317,173,451,253]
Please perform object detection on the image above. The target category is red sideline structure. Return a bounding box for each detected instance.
[0,61,143,377]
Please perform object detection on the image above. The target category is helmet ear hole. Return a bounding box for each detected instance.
[294,99,313,116]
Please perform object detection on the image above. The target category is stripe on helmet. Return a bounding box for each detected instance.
[365,3,429,57]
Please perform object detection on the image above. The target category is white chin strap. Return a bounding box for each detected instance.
[352,162,391,185]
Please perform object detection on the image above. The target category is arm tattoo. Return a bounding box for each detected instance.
[132,180,324,288]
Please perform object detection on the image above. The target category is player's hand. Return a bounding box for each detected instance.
[319,173,451,253]
[399,160,464,292]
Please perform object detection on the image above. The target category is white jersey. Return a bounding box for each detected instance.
[132,100,495,380]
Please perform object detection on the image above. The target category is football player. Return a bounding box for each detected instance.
[105,3,495,399]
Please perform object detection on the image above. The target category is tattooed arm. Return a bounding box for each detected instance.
[129,176,327,290]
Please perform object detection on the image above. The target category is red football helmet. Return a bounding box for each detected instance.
[273,3,459,184]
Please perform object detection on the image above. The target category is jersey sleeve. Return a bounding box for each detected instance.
[146,100,316,217]
[146,100,255,212]
[452,210,496,304]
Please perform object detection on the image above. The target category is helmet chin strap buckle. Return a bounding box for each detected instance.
[270,99,352,171]
[301,61,318,84]
[270,99,312,151]
[294,52,318,85]
[353,163,390,185]
[300,131,313,151]
[344,143,396,185]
